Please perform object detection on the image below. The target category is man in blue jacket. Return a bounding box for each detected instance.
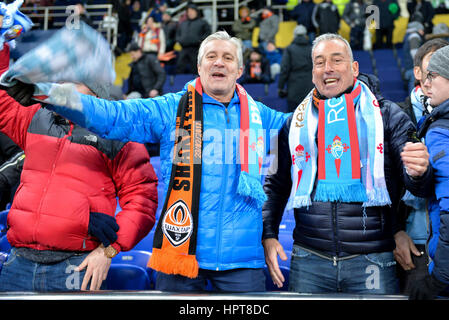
[5,31,290,292]
[262,33,432,295]
[412,44,449,299]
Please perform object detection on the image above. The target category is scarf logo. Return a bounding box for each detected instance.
[161,200,193,247]
[326,135,349,177]
[293,144,310,188]
[250,136,264,173]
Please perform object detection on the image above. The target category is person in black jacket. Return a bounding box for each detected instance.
[175,3,211,74]
[0,132,24,211]
[278,25,313,112]
[126,42,166,99]
[262,33,433,294]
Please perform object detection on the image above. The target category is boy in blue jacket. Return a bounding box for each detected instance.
[412,44,449,299]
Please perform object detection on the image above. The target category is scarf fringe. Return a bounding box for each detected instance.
[363,187,392,207]
[237,171,267,208]
[314,181,367,203]
[148,248,199,279]
[287,195,312,210]
[401,190,425,210]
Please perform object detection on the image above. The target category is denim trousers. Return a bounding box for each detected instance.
[0,248,93,292]
[288,245,399,294]
[156,268,266,292]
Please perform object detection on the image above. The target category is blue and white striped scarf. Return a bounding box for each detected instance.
[0,21,115,104]
[287,80,391,209]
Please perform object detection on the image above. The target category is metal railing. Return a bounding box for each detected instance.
[166,0,287,32]
[19,4,117,50]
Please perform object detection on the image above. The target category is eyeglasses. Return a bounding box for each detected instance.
[425,71,439,83]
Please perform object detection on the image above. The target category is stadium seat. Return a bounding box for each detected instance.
[106,264,151,290]
[112,250,151,269]
[0,235,11,253]
[264,265,290,291]
[0,209,8,227]
[133,229,155,252]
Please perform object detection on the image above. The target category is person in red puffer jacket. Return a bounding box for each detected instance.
[0,44,158,292]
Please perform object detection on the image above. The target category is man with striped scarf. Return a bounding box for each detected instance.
[262,33,433,295]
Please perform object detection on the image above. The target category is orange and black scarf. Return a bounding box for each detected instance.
[149,78,267,278]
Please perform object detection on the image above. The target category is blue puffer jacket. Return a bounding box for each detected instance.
[49,80,290,271]
[419,98,449,284]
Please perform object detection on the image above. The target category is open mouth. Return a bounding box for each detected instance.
[324,78,338,85]
[211,72,226,79]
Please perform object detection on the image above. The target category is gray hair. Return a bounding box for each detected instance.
[311,33,354,62]
[197,31,244,69]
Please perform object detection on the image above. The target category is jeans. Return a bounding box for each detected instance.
[288,245,399,294]
[0,248,97,292]
[156,268,266,292]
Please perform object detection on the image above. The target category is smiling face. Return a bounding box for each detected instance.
[197,39,243,102]
[312,39,359,98]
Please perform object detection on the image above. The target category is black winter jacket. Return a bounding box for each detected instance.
[278,35,314,107]
[262,73,434,257]
[128,53,166,97]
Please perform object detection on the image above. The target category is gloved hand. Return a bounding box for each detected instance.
[408,274,448,300]
[2,80,36,106]
[88,212,120,247]
[278,89,287,98]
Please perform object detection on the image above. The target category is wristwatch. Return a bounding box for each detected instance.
[104,245,118,258]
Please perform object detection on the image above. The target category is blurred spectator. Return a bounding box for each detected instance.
[403,21,426,93]
[136,15,166,57]
[334,0,350,15]
[373,0,400,49]
[66,2,94,28]
[430,0,449,13]
[277,25,313,112]
[232,5,256,51]
[161,10,177,52]
[426,22,449,41]
[239,48,272,84]
[407,0,435,34]
[114,0,133,53]
[258,6,279,51]
[264,41,282,80]
[312,0,340,35]
[342,0,368,50]
[175,2,211,74]
[126,42,166,99]
[130,0,144,33]
[290,0,317,43]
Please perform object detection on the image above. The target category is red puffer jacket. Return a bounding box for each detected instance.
[0,90,158,253]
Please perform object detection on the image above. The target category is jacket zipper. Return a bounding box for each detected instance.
[32,123,74,246]
[332,202,339,266]
[216,104,231,270]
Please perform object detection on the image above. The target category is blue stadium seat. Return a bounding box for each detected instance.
[0,235,11,253]
[264,265,290,291]
[106,264,151,290]
[112,250,151,268]
[0,209,8,229]
[278,232,293,253]
[243,83,267,101]
[133,229,155,252]
[261,96,287,113]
